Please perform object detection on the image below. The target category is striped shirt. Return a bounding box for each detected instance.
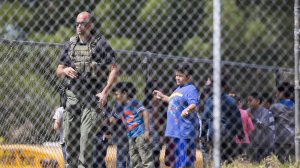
[112,98,146,138]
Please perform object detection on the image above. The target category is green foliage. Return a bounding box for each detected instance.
[94,0,113,19]
[183,36,211,58]
[183,0,213,58]
[28,26,74,43]
[1,0,294,66]
[100,20,119,36]
[221,0,245,51]
[139,0,169,23]
[1,0,293,66]
[0,2,33,27]
[0,43,60,142]
[244,19,274,46]
[0,64,58,117]
[201,0,213,32]
[0,64,57,102]
[222,0,244,31]
[108,37,134,50]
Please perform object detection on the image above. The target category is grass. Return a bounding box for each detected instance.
[221,155,299,168]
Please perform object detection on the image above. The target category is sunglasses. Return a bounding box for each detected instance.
[75,21,90,27]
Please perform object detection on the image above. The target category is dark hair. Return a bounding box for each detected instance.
[261,92,273,104]
[221,77,228,88]
[112,82,136,98]
[277,82,293,98]
[175,63,193,76]
[250,92,262,104]
[221,76,231,92]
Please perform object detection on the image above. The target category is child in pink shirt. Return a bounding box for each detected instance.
[229,93,254,157]
[234,108,254,144]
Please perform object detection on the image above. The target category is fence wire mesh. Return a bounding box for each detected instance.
[0,0,296,168]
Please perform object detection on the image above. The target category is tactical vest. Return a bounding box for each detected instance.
[68,36,104,77]
[66,36,107,104]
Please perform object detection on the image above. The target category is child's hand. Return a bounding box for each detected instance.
[152,90,163,100]
[206,77,212,86]
[181,109,189,117]
[144,131,150,141]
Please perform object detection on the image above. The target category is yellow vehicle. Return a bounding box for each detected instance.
[0,144,202,168]
[0,144,63,168]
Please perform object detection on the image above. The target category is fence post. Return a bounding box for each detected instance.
[213,0,221,167]
[142,52,149,84]
[294,0,300,161]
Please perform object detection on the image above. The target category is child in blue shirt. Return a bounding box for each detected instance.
[111,82,154,168]
[110,102,131,168]
[153,63,200,168]
[276,82,294,109]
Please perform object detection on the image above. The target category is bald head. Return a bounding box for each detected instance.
[76,11,93,37]
[77,11,91,22]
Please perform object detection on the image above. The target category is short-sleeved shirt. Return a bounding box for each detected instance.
[165,82,200,139]
[234,108,254,144]
[112,99,146,138]
[58,36,116,98]
[53,107,64,144]
[279,99,294,109]
[58,35,116,68]
[111,103,129,145]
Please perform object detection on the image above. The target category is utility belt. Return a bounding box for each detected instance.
[65,72,103,89]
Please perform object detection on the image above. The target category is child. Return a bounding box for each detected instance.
[276,82,294,109]
[261,92,273,110]
[202,78,243,162]
[53,106,66,163]
[143,81,165,168]
[247,92,275,162]
[153,63,199,168]
[270,83,295,162]
[110,102,131,168]
[111,82,154,168]
[231,94,254,156]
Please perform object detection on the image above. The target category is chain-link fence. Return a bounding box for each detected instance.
[0,0,296,167]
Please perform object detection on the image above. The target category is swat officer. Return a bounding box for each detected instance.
[56,11,118,168]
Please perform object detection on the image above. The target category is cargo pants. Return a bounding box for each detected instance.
[128,134,155,168]
[64,90,103,168]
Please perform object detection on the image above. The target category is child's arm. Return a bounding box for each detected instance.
[53,109,63,131]
[109,116,116,124]
[181,104,197,117]
[142,111,150,141]
[53,120,61,131]
[110,103,121,125]
[152,90,169,103]
[181,87,199,117]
